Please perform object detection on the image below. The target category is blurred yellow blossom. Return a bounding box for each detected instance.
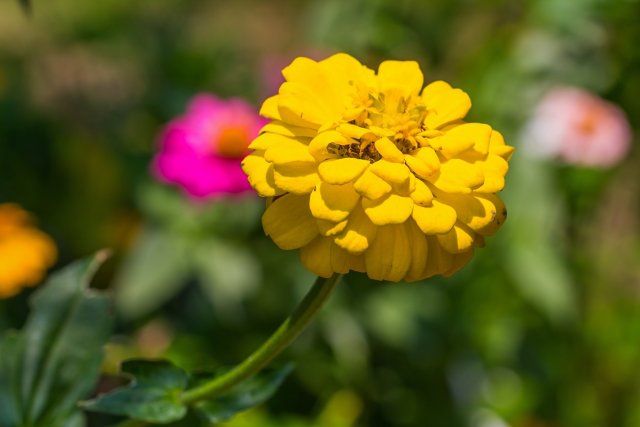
[0,203,57,298]
[243,53,513,282]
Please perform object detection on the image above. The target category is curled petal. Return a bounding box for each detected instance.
[362,193,413,225]
[334,204,378,254]
[430,159,484,193]
[317,218,348,236]
[273,163,319,194]
[241,153,283,197]
[309,182,360,222]
[437,222,476,254]
[369,160,411,185]
[318,158,370,185]
[262,194,319,250]
[375,137,405,163]
[423,88,471,129]
[412,200,457,234]
[354,169,392,200]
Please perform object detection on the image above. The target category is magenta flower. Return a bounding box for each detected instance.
[153,94,267,199]
[522,87,632,168]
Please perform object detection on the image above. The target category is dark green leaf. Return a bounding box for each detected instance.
[194,364,294,423]
[0,251,114,427]
[18,0,31,14]
[0,333,23,427]
[81,360,189,423]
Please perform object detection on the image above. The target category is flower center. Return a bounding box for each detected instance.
[215,126,250,158]
[330,89,430,163]
[577,105,601,135]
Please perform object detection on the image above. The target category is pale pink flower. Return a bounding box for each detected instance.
[153,94,267,199]
[522,87,632,168]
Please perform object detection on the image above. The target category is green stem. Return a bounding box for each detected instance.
[113,274,341,427]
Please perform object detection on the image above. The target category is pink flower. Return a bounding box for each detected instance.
[153,94,267,199]
[522,87,632,168]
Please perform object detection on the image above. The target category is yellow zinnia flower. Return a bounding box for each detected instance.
[242,54,513,282]
[0,204,57,297]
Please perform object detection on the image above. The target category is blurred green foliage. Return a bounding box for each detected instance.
[1,0,640,426]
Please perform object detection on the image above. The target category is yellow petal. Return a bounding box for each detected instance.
[362,193,413,225]
[334,204,378,254]
[299,237,334,278]
[423,236,454,278]
[430,159,484,193]
[435,193,499,232]
[404,221,429,282]
[369,160,410,185]
[392,171,417,196]
[281,57,344,115]
[473,194,507,236]
[404,148,440,180]
[262,194,318,250]
[320,53,377,96]
[259,95,281,120]
[318,158,370,185]
[437,222,476,254]
[410,178,433,206]
[430,123,491,158]
[277,92,327,129]
[309,182,360,222]
[317,218,348,236]
[273,163,319,194]
[264,135,316,165]
[346,252,366,273]
[241,153,283,197]
[488,130,514,161]
[336,123,373,139]
[423,88,471,129]
[302,235,365,276]
[250,132,312,152]
[421,80,452,100]
[378,61,424,95]
[375,137,405,163]
[474,154,509,193]
[259,121,318,138]
[364,224,411,282]
[443,249,474,277]
[308,130,349,161]
[353,169,392,200]
[412,200,457,234]
[330,243,352,274]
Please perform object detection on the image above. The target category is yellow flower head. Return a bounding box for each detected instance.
[242,54,513,282]
[0,204,57,297]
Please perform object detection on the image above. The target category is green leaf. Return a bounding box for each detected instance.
[18,0,31,13]
[81,360,189,423]
[194,364,294,423]
[114,228,190,320]
[502,155,577,323]
[193,238,261,320]
[0,334,23,427]
[0,251,114,427]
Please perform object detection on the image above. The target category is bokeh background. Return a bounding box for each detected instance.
[2,0,640,426]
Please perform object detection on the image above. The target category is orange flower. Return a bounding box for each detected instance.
[0,204,57,298]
